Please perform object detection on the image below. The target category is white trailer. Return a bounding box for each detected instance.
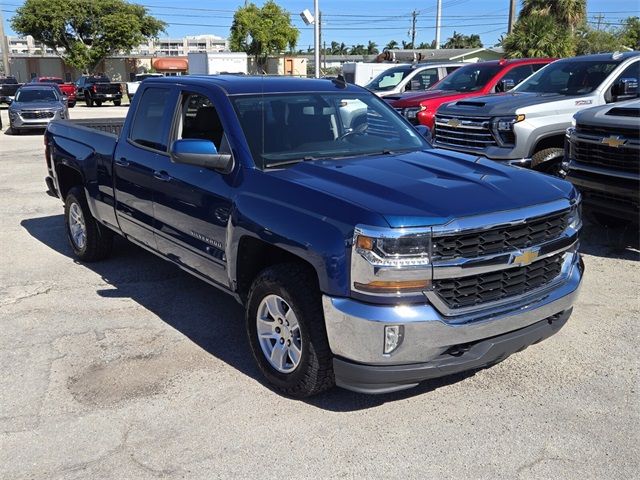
[188,52,248,75]
[341,63,397,86]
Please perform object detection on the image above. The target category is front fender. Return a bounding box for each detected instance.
[227,191,353,297]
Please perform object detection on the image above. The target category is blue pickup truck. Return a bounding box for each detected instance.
[44,76,583,397]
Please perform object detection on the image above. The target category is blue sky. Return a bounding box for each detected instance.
[2,0,637,50]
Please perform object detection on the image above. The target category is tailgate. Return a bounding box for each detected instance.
[96,83,121,94]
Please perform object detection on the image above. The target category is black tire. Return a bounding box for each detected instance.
[85,95,94,107]
[531,147,565,177]
[113,100,121,106]
[246,263,335,398]
[586,210,628,229]
[68,102,76,108]
[64,186,113,262]
[94,101,103,107]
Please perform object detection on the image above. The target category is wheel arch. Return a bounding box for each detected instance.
[530,133,566,157]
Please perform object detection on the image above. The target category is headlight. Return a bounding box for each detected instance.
[568,194,582,231]
[492,114,525,132]
[351,227,432,296]
[405,105,426,120]
[571,117,576,128]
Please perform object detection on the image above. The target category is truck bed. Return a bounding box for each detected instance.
[62,118,125,136]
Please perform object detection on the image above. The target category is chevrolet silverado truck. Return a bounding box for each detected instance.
[565,98,639,226]
[434,52,640,176]
[29,77,77,107]
[44,76,583,397]
[387,58,553,128]
[75,75,123,107]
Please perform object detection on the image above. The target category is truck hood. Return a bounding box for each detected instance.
[574,98,640,129]
[440,92,594,117]
[275,148,574,228]
[386,90,469,107]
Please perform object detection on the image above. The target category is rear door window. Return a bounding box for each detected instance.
[129,87,172,151]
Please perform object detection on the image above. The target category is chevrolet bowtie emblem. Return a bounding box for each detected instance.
[447,118,461,127]
[601,135,627,148]
[513,249,539,266]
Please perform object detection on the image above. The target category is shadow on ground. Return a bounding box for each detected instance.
[579,217,639,261]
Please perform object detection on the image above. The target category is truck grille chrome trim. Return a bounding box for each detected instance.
[433,114,497,149]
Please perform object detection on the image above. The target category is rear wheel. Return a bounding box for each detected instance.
[85,95,94,107]
[94,101,103,107]
[64,186,113,261]
[113,100,121,106]
[246,264,334,398]
[68,102,76,108]
[531,148,565,177]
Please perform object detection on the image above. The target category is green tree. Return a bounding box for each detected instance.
[230,1,299,69]
[11,0,165,73]
[401,40,414,49]
[443,31,483,49]
[503,13,575,58]
[521,0,586,32]
[385,40,399,50]
[416,41,434,49]
[349,44,366,55]
[619,16,640,50]
[366,41,379,55]
[576,25,625,55]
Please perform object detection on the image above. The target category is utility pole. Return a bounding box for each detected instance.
[435,0,442,50]
[314,0,320,78]
[593,13,605,31]
[508,0,516,33]
[410,10,417,48]
[0,10,10,76]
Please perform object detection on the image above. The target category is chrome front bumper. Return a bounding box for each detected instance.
[323,252,583,392]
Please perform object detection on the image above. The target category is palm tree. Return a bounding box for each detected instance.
[366,40,378,55]
[521,0,586,31]
[443,31,465,48]
[401,40,414,49]
[416,41,433,49]
[503,13,575,58]
[349,44,366,55]
[385,40,398,50]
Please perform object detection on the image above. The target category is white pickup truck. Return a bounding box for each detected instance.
[125,73,164,102]
[433,52,640,176]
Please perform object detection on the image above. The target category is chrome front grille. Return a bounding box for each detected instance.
[21,111,54,119]
[434,114,496,149]
[432,210,570,260]
[434,253,565,310]
[573,124,640,175]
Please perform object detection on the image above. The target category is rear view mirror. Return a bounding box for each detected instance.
[497,78,516,92]
[170,139,233,173]
[612,77,638,99]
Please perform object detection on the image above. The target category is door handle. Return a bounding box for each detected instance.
[153,170,172,182]
[115,157,130,167]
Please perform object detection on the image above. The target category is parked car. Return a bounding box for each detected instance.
[8,84,68,134]
[433,52,640,175]
[565,97,639,226]
[29,76,77,107]
[75,75,122,107]
[364,62,463,97]
[125,73,163,102]
[0,76,23,105]
[44,75,583,397]
[387,58,553,128]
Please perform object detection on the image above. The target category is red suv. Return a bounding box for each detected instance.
[29,77,77,107]
[387,58,554,130]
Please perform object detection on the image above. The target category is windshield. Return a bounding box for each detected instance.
[431,63,501,92]
[514,60,620,95]
[232,92,427,168]
[16,88,59,102]
[135,74,160,81]
[365,66,413,91]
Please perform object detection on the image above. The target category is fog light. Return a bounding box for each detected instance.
[384,325,404,354]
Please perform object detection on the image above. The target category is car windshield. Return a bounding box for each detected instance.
[16,89,58,102]
[431,63,501,92]
[514,60,620,95]
[232,92,427,168]
[365,66,413,91]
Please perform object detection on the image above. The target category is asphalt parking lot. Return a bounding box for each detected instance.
[0,104,638,479]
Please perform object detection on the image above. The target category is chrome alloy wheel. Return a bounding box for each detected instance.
[68,202,87,250]
[256,294,303,373]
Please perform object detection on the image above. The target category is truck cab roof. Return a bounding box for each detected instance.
[147,75,365,95]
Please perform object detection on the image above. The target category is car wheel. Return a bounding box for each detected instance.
[85,96,94,107]
[531,148,566,178]
[246,264,334,398]
[64,186,113,261]
[94,101,103,107]
[113,100,121,106]
[68,102,76,108]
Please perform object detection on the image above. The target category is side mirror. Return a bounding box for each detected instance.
[612,77,638,99]
[497,78,516,92]
[170,139,233,173]
[414,124,432,144]
[6,98,12,105]
[62,95,68,103]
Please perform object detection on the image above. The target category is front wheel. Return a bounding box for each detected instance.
[94,101,103,107]
[64,186,113,261]
[531,148,566,177]
[246,264,334,398]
